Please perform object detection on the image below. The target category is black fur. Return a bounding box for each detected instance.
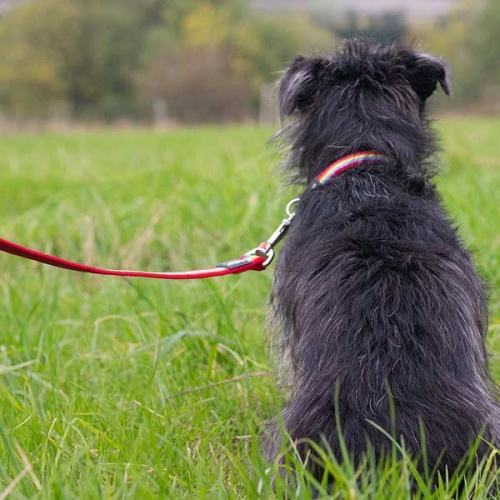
[265,39,499,483]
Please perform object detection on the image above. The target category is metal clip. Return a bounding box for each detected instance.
[265,197,300,249]
[239,196,300,270]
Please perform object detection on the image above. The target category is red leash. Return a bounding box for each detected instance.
[0,237,267,279]
[0,199,297,280]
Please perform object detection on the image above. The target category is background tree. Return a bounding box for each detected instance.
[135,3,336,123]
[410,0,480,104]
[0,0,164,119]
[467,0,500,99]
[135,2,252,123]
[0,0,78,116]
[317,10,408,44]
[233,14,335,89]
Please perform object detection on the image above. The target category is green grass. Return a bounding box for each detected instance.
[0,118,498,498]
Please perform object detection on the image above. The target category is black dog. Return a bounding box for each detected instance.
[265,39,500,484]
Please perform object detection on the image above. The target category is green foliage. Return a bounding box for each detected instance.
[319,9,408,43]
[233,14,335,87]
[0,119,499,497]
[136,6,336,122]
[410,0,500,106]
[0,0,79,116]
[160,0,247,42]
[468,0,500,87]
[0,0,163,119]
[0,0,336,122]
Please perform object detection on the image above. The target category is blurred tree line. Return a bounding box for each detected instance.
[411,0,500,109]
[0,0,497,123]
[0,0,334,122]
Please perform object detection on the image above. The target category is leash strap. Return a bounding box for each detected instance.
[0,237,270,279]
[0,151,388,280]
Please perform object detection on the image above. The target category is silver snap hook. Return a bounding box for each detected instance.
[286,198,300,218]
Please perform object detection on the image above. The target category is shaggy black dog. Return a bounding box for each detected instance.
[265,39,500,483]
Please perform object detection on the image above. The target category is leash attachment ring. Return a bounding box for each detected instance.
[286,198,300,218]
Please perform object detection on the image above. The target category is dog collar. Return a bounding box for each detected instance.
[310,151,391,189]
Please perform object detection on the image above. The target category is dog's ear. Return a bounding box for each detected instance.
[400,50,451,100]
[279,56,327,119]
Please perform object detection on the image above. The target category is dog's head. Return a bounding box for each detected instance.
[280,39,450,119]
[278,39,451,178]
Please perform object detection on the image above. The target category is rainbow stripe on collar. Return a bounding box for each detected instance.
[310,151,391,189]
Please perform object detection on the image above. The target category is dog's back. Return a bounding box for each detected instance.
[267,39,500,480]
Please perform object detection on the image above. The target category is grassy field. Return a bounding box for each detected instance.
[0,118,499,499]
